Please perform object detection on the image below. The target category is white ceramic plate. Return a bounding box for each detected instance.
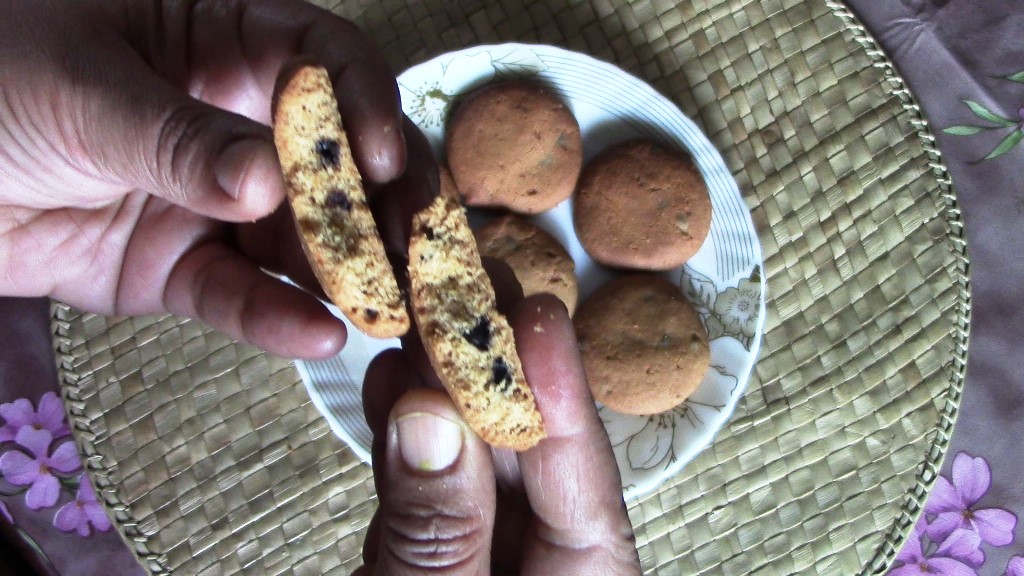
[296,43,765,499]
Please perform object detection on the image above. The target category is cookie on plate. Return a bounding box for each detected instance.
[474,215,578,314]
[573,139,712,270]
[438,164,460,201]
[574,274,709,415]
[446,80,582,214]
[272,63,409,338]
[408,195,546,451]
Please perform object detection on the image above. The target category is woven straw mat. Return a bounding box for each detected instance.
[50,1,970,575]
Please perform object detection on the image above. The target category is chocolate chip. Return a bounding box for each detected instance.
[463,317,491,351]
[364,309,379,321]
[325,190,352,211]
[315,139,341,168]
[424,227,436,241]
[491,357,513,392]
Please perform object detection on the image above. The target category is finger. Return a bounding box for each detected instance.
[161,241,345,359]
[361,349,421,567]
[399,327,445,392]
[233,202,324,298]
[369,117,438,255]
[490,478,531,575]
[482,257,524,316]
[363,349,422,463]
[364,388,496,575]
[511,294,642,575]
[62,31,287,222]
[181,0,406,184]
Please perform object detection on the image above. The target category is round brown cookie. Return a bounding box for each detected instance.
[573,139,712,270]
[474,215,578,314]
[574,274,709,415]
[446,80,582,214]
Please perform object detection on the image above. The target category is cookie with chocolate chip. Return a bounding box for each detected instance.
[272,63,409,338]
[408,195,546,451]
[446,80,582,214]
[573,139,712,270]
[574,274,709,415]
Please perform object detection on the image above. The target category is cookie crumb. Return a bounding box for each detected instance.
[533,323,545,333]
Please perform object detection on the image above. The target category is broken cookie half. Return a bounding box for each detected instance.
[272,63,409,338]
[408,195,546,451]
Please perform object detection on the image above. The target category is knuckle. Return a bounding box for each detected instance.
[153,104,216,200]
[382,501,487,570]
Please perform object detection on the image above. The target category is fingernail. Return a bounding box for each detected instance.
[396,412,463,472]
[215,139,266,200]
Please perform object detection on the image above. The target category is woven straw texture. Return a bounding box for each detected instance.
[51,1,970,574]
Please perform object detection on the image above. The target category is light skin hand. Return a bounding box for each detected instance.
[0,0,421,359]
[357,294,643,575]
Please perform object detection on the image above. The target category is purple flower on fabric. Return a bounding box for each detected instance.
[926,453,1017,547]
[1007,556,1024,576]
[893,520,982,575]
[0,428,80,510]
[53,475,111,537]
[0,501,12,524]
[0,392,71,442]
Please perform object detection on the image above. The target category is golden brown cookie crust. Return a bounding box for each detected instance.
[272,63,409,338]
[573,139,712,271]
[474,215,578,315]
[408,196,546,451]
[574,274,709,415]
[446,80,582,214]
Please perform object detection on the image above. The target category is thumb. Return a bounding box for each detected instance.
[82,53,283,222]
[364,388,496,575]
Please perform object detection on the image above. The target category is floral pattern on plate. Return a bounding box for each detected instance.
[401,47,548,129]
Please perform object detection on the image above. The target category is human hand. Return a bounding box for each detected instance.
[356,294,643,575]
[0,0,430,359]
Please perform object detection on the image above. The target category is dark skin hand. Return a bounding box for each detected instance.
[0,0,433,359]
[0,1,643,572]
[357,294,643,576]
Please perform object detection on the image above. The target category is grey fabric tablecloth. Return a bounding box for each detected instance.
[850,2,1024,574]
[0,1,1020,574]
